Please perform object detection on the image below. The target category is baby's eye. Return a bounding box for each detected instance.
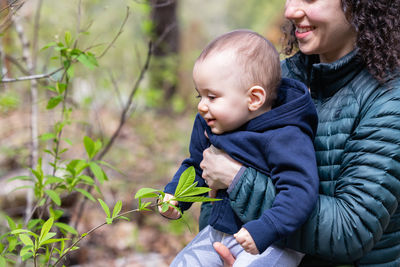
[195,94,201,99]
[208,95,216,100]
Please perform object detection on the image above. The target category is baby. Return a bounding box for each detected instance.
[161,29,319,266]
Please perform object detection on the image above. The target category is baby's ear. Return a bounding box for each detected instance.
[247,85,266,111]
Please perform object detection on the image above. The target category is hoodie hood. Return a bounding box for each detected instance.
[203,77,318,141]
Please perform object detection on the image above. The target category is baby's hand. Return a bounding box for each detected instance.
[234,227,259,255]
[158,193,181,220]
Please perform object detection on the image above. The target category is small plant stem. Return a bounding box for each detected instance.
[53,205,157,266]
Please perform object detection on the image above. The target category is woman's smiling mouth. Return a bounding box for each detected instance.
[295,25,316,39]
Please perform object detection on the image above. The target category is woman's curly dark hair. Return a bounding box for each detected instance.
[282,0,400,83]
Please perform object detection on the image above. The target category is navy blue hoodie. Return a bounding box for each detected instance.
[164,77,319,253]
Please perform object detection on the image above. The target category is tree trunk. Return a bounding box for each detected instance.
[149,0,179,106]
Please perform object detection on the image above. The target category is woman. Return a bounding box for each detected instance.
[199,0,400,266]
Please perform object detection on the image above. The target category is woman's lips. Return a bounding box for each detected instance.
[295,25,315,39]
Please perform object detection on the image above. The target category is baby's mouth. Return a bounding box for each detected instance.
[206,118,216,126]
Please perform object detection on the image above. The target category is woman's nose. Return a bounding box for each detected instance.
[284,0,305,20]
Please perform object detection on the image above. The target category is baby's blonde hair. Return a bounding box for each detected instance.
[196,29,281,107]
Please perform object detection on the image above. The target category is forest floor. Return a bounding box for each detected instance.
[0,108,202,266]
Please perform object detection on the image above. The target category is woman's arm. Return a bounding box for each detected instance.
[229,85,400,262]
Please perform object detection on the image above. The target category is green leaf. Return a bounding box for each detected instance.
[18,234,33,247]
[67,159,88,176]
[46,95,63,109]
[112,200,122,218]
[49,207,64,220]
[7,235,18,251]
[116,216,130,221]
[7,175,33,182]
[161,202,169,213]
[89,162,106,183]
[41,41,57,51]
[174,196,221,202]
[135,188,162,199]
[10,185,34,194]
[0,255,6,266]
[83,136,95,159]
[94,139,102,155]
[38,198,46,207]
[6,216,17,230]
[106,218,113,224]
[75,188,96,202]
[175,181,198,198]
[78,175,95,185]
[177,187,211,197]
[67,64,75,78]
[11,229,37,237]
[45,85,57,93]
[55,222,78,235]
[77,53,98,69]
[27,219,43,231]
[98,199,111,218]
[20,246,33,261]
[40,132,56,141]
[56,83,67,95]
[63,138,72,145]
[64,31,72,47]
[45,189,61,206]
[139,201,151,211]
[41,237,69,246]
[39,232,56,244]
[44,176,64,186]
[174,166,196,196]
[39,217,54,244]
[96,160,123,174]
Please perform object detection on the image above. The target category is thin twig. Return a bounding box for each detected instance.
[0,0,24,13]
[96,41,152,160]
[108,71,124,109]
[97,6,130,59]
[53,205,157,267]
[71,41,152,233]
[152,21,177,51]
[0,67,63,83]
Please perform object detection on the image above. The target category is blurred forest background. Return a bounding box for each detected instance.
[0,0,285,266]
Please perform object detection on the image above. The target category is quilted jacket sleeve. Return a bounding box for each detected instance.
[230,82,400,262]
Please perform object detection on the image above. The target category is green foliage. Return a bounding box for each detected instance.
[0,26,114,265]
[0,91,20,113]
[135,166,220,215]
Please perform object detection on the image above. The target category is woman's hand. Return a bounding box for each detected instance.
[200,145,242,191]
[213,242,236,267]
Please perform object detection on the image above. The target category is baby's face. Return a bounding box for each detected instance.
[193,51,252,134]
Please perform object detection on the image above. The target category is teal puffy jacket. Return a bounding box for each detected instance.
[227,50,400,266]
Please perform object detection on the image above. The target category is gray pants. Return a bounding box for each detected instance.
[170,225,304,267]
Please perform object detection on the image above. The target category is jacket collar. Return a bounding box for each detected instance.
[286,50,364,98]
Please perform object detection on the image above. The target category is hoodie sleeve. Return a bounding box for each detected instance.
[243,126,319,253]
[164,114,210,211]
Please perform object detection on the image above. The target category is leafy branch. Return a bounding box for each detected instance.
[5,166,219,266]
